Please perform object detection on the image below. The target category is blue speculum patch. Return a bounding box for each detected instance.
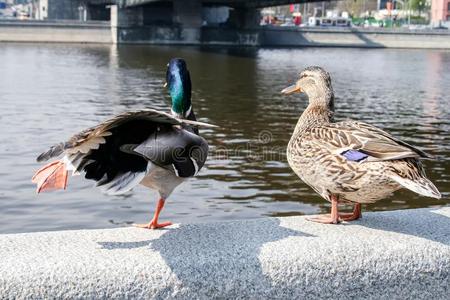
[341,149,368,162]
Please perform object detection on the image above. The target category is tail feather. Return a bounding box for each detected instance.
[390,175,441,199]
[32,160,68,193]
[97,171,146,196]
[36,143,66,162]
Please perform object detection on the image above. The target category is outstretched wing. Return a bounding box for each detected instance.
[37,109,216,162]
[307,120,430,162]
[35,109,214,195]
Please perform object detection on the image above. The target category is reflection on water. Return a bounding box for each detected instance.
[0,44,448,234]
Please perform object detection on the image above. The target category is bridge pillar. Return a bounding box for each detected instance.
[110,4,143,44]
[172,0,202,43]
[114,5,143,27]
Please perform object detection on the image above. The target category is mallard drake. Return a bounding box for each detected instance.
[32,58,216,229]
[282,66,441,224]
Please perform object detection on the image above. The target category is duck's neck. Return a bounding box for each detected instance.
[169,81,200,134]
[183,107,199,135]
[169,68,192,119]
[292,94,334,136]
[170,87,191,119]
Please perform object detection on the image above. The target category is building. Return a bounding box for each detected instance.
[431,0,450,27]
[31,0,47,20]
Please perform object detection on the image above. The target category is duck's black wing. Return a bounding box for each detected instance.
[36,109,214,195]
[37,109,215,162]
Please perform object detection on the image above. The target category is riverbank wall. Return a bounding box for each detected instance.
[0,20,112,44]
[0,207,449,298]
[1,20,450,49]
[260,26,450,49]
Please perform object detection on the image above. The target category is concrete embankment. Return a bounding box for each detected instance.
[0,20,112,44]
[1,19,450,49]
[109,25,450,49]
[260,26,450,49]
[0,207,449,299]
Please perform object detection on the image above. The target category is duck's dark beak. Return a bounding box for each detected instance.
[281,82,302,95]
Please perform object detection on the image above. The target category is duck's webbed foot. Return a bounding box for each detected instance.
[307,214,340,224]
[307,196,340,224]
[134,220,172,229]
[133,198,172,230]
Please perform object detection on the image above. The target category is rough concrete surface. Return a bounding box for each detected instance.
[0,207,449,299]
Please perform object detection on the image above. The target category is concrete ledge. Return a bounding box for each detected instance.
[1,20,450,48]
[263,25,450,36]
[261,27,450,49]
[0,20,112,44]
[1,207,449,299]
[0,20,110,28]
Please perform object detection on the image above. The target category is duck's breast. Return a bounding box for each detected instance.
[140,162,185,199]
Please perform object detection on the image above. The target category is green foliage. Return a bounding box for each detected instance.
[336,0,370,18]
[410,0,428,12]
[409,15,428,24]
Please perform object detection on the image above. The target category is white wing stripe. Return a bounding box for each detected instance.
[190,157,199,175]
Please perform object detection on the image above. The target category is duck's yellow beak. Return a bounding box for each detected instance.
[281,82,302,95]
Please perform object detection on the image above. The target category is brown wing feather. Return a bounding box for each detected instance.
[37,109,216,162]
[346,121,430,159]
[307,121,429,162]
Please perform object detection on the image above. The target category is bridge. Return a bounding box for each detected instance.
[87,0,322,8]
[50,0,328,44]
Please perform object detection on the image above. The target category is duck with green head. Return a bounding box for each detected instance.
[32,58,215,229]
[166,58,200,135]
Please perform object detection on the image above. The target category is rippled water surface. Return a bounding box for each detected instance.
[0,44,449,234]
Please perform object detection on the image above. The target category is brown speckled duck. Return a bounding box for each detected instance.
[282,66,441,224]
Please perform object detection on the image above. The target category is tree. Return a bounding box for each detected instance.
[410,0,428,15]
[336,0,378,18]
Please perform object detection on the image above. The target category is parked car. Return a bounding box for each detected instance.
[336,18,351,27]
[320,18,334,27]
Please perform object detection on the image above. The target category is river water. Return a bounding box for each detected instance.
[0,43,448,234]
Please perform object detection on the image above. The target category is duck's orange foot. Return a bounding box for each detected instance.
[307,214,340,224]
[339,203,362,222]
[32,160,68,193]
[133,221,172,229]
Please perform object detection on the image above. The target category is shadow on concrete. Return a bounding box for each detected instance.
[98,218,314,297]
[355,207,450,246]
[349,28,385,48]
[261,27,386,48]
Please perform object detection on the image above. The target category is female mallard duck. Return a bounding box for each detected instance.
[32,58,215,229]
[282,66,441,224]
